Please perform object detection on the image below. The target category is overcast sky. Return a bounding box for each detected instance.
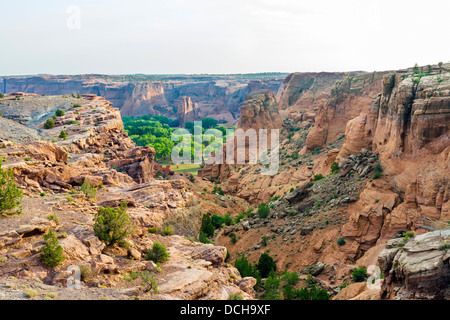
[1,0,449,75]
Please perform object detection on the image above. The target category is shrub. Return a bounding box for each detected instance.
[0,161,23,216]
[230,232,237,244]
[281,271,299,286]
[211,214,225,228]
[81,179,96,199]
[199,231,212,244]
[331,161,339,174]
[224,213,233,226]
[0,93,4,99]
[40,192,46,197]
[257,253,276,278]
[44,118,55,129]
[229,292,243,300]
[59,130,67,140]
[148,226,158,234]
[47,214,60,224]
[145,242,169,263]
[93,202,131,245]
[55,109,65,117]
[313,174,324,181]
[337,237,346,246]
[297,285,329,300]
[24,289,38,299]
[234,213,245,224]
[351,266,368,282]
[212,184,225,196]
[161,225,174,236]
[261,236,268,247]
[72,104,82,108]
[257,203,270,219]
[40,230,65,268]
[200,214,214,238]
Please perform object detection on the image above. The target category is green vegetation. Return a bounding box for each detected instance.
[331,161,339,174]
[40,230,65,268]
[257,253,276,278]
[44,118,55,129]
[55,109,65,117]
[212,184,225,196]
[93,202,132,245]
[0,93,4,99]
[212,214,225,228]
[72,104,82,108]
[161,225,174,236]
[0,161,23,216]
[145,242,169,263]
[337,237,346,246]
[80,179,96,199]
[351,266,368,283]
[313,174,324,181]
[234,254,261,284]
[123,115,235,162]
[263,271,281,300]
[200,214,214,237]
[257,203,270,219]
[148,226,158,234]
[295,285,330,300]
[229,292,244,300]
[59,130,67,140]
[372,162,383,179]
[230,232,237,244]
[46,214,60,224]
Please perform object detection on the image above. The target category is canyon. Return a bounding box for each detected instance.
[0,74,287,127]
[0,62,449,300]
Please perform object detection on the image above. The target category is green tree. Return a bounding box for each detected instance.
[202,117,218,129]
[263,271,280,300]
[44,118,55,129]
[55,109,65,117]
[211,214,225,228]
[40,230,65,268]
[93,202,132,245]
[0,161,23,216]
[59,130,67,140]
[257,253,277,278]
[235,254,261,284]
[200,214,214,238]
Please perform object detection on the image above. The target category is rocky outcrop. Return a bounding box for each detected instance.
[277,72,347,123]
[177,96,198,127]
[198,90,282,182]
[305,71,389,152]
[379,230,450,299]
[337,64,450,258]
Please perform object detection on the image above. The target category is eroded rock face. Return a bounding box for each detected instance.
[337,65,450,258]
[198,90,282,182]
[379,230,450,300]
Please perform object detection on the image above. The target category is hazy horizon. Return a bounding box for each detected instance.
[1,0,449,75]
